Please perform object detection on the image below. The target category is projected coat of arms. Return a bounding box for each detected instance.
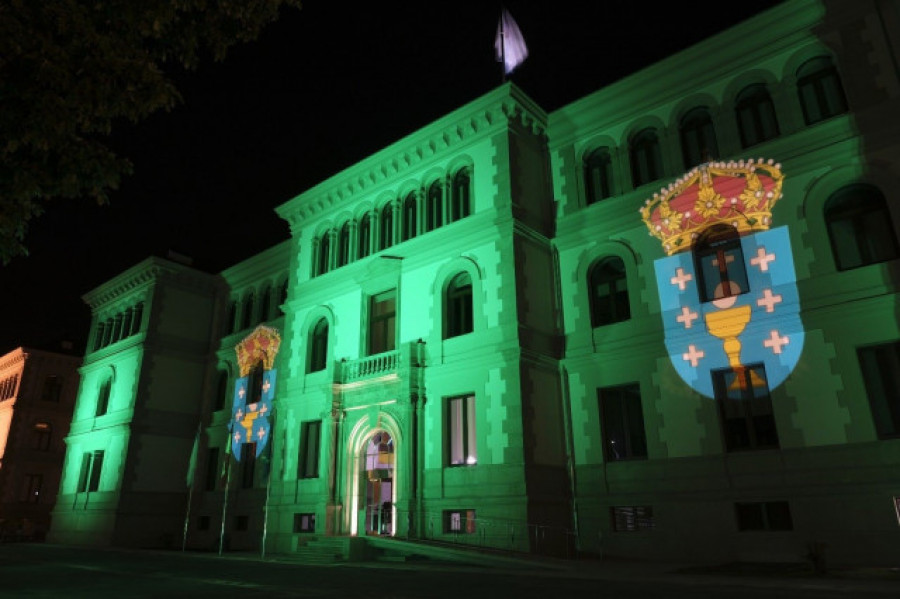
[640,160,804,398]
[231,325,281,459]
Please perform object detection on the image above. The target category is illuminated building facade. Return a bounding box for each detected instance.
[50,0,900,565]
[0,347,80,540]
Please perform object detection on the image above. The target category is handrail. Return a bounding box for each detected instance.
[341,350,400,383]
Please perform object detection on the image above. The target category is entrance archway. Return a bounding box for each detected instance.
[361,430,394,535]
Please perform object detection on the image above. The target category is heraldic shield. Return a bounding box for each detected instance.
[654,226,805,398]
[231,369,277,459]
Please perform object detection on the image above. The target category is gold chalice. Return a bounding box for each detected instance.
[705,285,763,391]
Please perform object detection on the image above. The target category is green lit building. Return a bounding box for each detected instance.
[50,0,900,566]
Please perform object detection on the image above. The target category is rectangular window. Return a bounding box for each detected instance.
[197,516,211,531]
[41,375,62,402]
[31,423,51,451]
[599,384,647,461]
[234,515,249,531]
[448,395,476,466]
[368,290,396,355]
[240,443,256,489]
[444,509,476,534]
[298,421,322,479]
[735,501,792,531]
[78,450,104,492]
[858,342,900,438]
[294,513,316,533]
[205,447,219,491]
[714,365,779,451]
[611,506,655,532]
[20,474,42,503]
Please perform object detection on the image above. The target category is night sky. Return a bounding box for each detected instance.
[0,1,784,356]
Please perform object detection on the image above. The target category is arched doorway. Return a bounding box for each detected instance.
[362,431,394,536]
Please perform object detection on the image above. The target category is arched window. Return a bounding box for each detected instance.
[797,56,847,125]
[317,234,331,275]
[679,107,719,169]
[380,203,394,251]
[825,185,899,271]
[629,128,663,188]
[214,370,228,411]
[735,84,779,148]
[588,257,630,327]
[451,167,471,222]
[693,225,749,303]
[241,293,255,330]
[260,286,272,321]
[445,272,473,339]
[584,147,614,204]
[402,192,417,241]
[426,181,443,232]
[308,318,329,373]
[96,379,111,417]
[338,222,351,267]
[358,216,371,259]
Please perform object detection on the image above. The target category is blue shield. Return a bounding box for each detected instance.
[230,369,277,459]
[653,226,804,398]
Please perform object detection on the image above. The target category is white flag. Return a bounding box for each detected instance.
[494,8,528,75]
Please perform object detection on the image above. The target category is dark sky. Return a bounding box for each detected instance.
[0,0,785,356]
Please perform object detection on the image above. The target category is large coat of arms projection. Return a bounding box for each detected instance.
[641,159,804,399]
[231,325,281,459]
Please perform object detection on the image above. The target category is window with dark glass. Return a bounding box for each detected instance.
[448,395,476,466]
[451,168,471,222]
[279,280,288,311]
[96,379,111,417]
[735,84,779,148]
[857,341,900,439]
[735,501,792,531]
[338,222,351,266]
[588,257,630,327]
[247,362,263,405]
[131,303,143,335]
[317,234,331,275]
[426,181,443,232]
[599,384,647,461]
[214,370,228,412]
[298,420,321,479]
[308,318,329,373]
[694,225,749,303]
[205,447,219,491]
[611,506,655,532]
[368,290,396,355]
[584,147,614,205]
[402,192,418,241]
[629,128,663,187]
[260,285,272,321]
[77,450,104,492]
[358,217,371,259]
[797,56,847,125]
[234,515,249,530]
[20,474,42,504]
[31,422,51,451]
[241,293,255,330]
[680,107,719,169]
[714,365,779,451]
[445,272,473,339]
[41,375,62,402]
[825,185,899,271]
[444,509,476,534]
[226,301,237,334]
[380,204,394,251]
[240,443,256,489]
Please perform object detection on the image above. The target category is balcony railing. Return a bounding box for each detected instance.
[341,350,400,383]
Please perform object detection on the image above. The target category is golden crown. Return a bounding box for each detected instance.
[639,159,784,255]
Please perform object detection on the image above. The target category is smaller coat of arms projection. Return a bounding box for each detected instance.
[641,159,804,399]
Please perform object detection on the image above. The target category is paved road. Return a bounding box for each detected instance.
[1,543,898,598]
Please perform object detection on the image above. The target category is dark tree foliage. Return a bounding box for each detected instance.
[0,0,302,263]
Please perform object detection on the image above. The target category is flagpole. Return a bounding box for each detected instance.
[182,421,202,552]
[218,454,232,556]
[499,7,507,84]
[261,405,276,560]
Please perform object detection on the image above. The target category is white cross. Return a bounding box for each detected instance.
[756,289,783,313]
[257,428,266,439]
[262,379,271,394]
[711,254,735,267]
[260,404,268,415]
[682,344,705,367]
[671,268,693,291]
[750,247,776,272]
[233,432,241,443]
[676,306,699,329]
[238,386,246,399]
[763,330,789,354]
[234,408,243,421]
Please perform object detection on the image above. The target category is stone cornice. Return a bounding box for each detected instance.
[220,239,291,291]
[0,347,26,374]
[276,83,547,232]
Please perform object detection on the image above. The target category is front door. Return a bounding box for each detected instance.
[363,431,394,536]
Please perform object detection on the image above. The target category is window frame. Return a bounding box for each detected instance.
[298,420,322,479]
[445,272,474,339]
[693,225,750,303]
[307,318,329,373]
[367,290,397,356]
[679,107,719,169]
[735,83,780,148]
[447,394,477,467]
[714,364,779,452]
[629,128,663,188]
[598,383,647,461]
[825,185,899,271]
[797,56,847,125]
[857,341,900,439]
[588,257,630,327]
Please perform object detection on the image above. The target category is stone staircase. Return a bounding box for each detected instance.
[292,536,351,564]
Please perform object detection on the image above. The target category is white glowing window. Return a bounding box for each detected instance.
[448,395,476,466]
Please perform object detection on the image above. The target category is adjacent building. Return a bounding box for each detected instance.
[48,0,900,566]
